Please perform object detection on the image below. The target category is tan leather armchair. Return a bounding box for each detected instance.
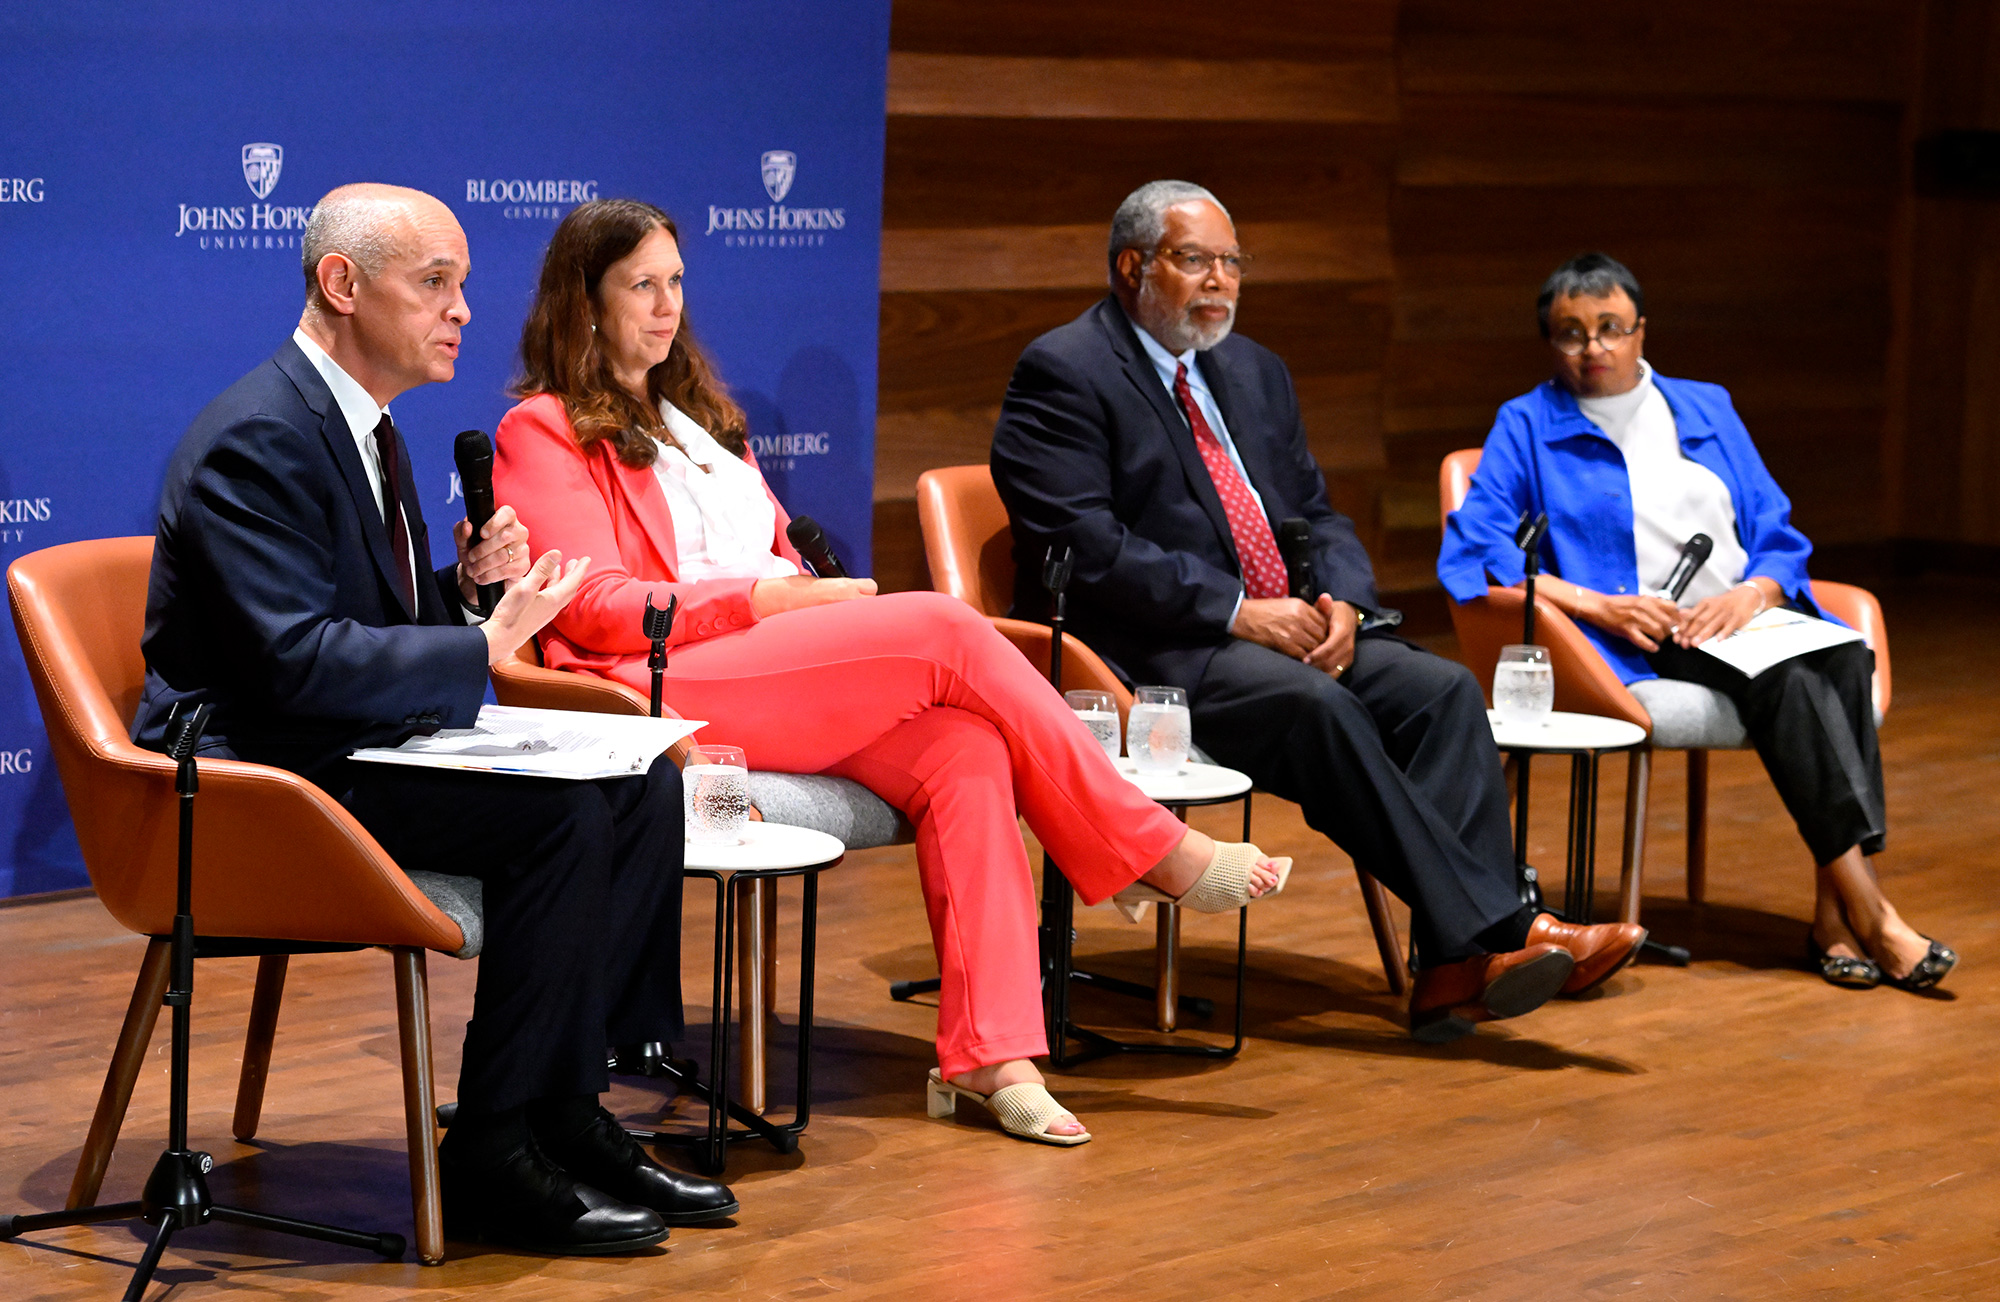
[7,538,463,1265]
[916,465,1410,998]
[1439,449,1893,917]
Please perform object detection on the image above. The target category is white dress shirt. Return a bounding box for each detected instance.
[291,328,458,613]
[1576,359,1749,607]
[1127,315,1265,624]
[648,401,800,582]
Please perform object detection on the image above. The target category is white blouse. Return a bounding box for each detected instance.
[648,402,799,582]
[1576,361,1749,607]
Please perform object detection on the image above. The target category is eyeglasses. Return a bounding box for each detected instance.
[1550,321,1640,356]
[1151,247,1252,279]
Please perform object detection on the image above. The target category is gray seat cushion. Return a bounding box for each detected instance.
[401,774,906,961]
[747,771,910,849]
[406,871,484,959]
[1628,677,1748,750]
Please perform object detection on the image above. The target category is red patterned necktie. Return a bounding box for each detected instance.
[1173,362,1288,600]
[371,415,420,614]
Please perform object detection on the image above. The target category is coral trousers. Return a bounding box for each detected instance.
[604,591,1188,1077]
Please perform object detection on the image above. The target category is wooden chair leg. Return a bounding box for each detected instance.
[736,877,778,1116]
[1357,869,1408,997]
[232,954,288,1141]
[1153,903,1182,1032]
[1686,749,1709,905]
[1617,749,1651,926]
[392,947,444,1267]
[67,937,170,1209]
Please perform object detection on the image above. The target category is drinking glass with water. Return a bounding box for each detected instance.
[684,743,749,845]
[1128,685,1191,773]
[1065,689,1120,760]
[1493,645,1554,727]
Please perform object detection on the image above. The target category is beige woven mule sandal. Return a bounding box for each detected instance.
[926,1069,1092,1146]
[1110,842,1292,924]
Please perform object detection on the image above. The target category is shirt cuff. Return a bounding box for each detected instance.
[1227,588,1245,634]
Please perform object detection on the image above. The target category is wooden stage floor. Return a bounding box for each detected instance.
[2,578,1996,1300]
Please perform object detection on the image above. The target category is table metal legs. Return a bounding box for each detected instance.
[1043,797,1251,1068]
[630,869,820,1174]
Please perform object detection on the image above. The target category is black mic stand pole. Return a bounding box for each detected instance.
[0,704,404,1297]
[644,593,678,721]
[1512,515,1547,912]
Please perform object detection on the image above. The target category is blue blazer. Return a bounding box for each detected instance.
[991,297,1378,694]
[1438,374,1821,684]
[132,340,489,784]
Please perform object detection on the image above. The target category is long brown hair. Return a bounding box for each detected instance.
[514,198,747,466]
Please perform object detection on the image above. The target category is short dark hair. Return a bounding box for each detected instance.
[1536,252,1644,337]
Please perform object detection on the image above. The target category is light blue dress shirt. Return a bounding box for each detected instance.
[1127,315,1266,625]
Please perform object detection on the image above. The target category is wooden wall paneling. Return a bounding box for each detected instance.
[887,55,1399,124]
[883,119,1396,231]
[878,288,1103,414]
[889,0,1397,61]
[1398,0,1917,103]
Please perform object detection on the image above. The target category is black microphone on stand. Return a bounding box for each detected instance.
[642,593,678,720]
[1277,518,1316,601]
[1042,545,1074,688]
[453,430,504,617]
[1514,511,1550,646]
[1662,533,1715,602]
[786,515,848,578]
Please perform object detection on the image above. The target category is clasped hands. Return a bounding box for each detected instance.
[452,507,591,666]
[1232,594,1358,677]
[1575,578,1776,652]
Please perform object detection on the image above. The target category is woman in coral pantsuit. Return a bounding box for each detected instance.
[494,199,1289,1147]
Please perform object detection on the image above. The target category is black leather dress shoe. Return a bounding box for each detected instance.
[538,1106,741,1226]
[441,1132,669,1255]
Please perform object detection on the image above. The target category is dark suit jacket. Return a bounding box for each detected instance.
[132,339,488,785]
[990,297,1378,694]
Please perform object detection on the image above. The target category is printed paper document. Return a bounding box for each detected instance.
[351,705,704,780]
[1698,608,1864,678]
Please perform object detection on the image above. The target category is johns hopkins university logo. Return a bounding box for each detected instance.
[707,149,844,247]
[176,142,310,250]
[241,143,283,199]
[761,150,796,202]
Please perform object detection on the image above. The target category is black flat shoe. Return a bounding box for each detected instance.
[441,1131,668,1255]
[1807,936,1881,989]
[538,1105,741,1226]
[1883,937,1958,993]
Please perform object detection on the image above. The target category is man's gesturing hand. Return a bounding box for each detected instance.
[480,550,590,665]
[1231,596,1329,660]
[1303,595,1358,678]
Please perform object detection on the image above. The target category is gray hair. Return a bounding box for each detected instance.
[301,184,406,307]
[1537,252,1645,337]
[1107,180,1230,281]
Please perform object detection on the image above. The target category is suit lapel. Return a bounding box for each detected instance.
[273,341,419,622]
[1096,301,1240,567]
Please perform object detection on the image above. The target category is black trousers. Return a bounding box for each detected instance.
[1191,634,1522,963]
[1645,638,1885,865]
[339,755,686,1115]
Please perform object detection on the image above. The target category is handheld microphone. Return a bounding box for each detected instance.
[786,515,848,578]
[1663,533,1715,602]
[1277,518,1316,601]
[453,430,504,616]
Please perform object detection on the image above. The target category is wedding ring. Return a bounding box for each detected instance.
[506,544,516,560]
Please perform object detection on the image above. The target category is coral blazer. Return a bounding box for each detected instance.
[493,392,803,694]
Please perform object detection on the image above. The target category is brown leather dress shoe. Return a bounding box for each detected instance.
[1408,943,1574,1043]
[1525,914,1648,995]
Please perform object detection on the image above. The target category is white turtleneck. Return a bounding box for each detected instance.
[1575,360,1748,606]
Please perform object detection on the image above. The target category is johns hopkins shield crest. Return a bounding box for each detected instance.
[241,143,283,200]
[760,150,796,203]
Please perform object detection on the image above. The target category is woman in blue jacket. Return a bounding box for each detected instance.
[1440,253,1953,993]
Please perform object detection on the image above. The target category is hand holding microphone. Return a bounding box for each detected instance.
[751,515,876,616]
[452,430,530,614]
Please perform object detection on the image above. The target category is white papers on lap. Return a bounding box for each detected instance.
[1697,608,1864,678]
[350,705,705,780]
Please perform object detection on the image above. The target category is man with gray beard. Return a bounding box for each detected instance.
[991,181,1644,1040]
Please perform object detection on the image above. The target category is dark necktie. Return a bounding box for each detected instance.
[1173,362,1287,600]
[371,415,420,614]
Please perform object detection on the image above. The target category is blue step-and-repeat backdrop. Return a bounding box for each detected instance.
[0,1,890,897]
